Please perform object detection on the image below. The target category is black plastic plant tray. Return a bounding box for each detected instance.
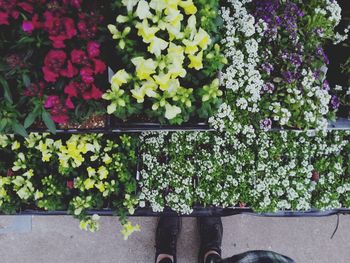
[26,118,350,134]
[8,207,350,218]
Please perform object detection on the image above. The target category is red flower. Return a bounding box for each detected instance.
[77,12,102,39]
[65,96,75,109]
[66,180,74,189]
[89,84,103,99]
[43,11,77,48]
[71,49,89,65]
[44,95,69,124]
[17,2,34,13]
[93,59,106,74]
[80,67,94,84]
[24,82,45,97]
[43,50,77,82]
[0,12,9,25]
[22,20,34,33]
[61,60,78,78]
[64,82,78,97]
[87,41,100,58]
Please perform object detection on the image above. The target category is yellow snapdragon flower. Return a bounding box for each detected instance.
[183,39,198,54]
[111,69,130,88]
[165,103,181,120]
[153,73,172,90]
[121,0,139,12]
[179,0,197,15]
[12,141,20,150]
[136,19,160,43]
[148,36,169,57]
[136,0,152,20]
[150,0,167,11]
[194,28,212,50]
[131,57,157,80]
[188,51,203,70]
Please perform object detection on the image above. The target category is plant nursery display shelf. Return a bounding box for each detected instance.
[8,207,350,218]
[26,118,350,133]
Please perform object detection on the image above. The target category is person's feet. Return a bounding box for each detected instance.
[198,217,223,263]
[155,216,181,263]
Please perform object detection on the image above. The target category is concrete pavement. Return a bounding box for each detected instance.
[0,215,349,263]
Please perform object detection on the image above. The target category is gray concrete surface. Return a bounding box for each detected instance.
[0,215,349,263]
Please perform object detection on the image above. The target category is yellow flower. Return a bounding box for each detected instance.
[179,0,197,15]
[188,51,203,70]
[165,79,181,95]
[194,28,211,50]
[98,166,109,180]
[131,87,146,103]
[136,0,153,20]
[87,167,96,177]
[150,0,167,11]
[84,178,95,190]
[111,69,130,88]
[102,153,112,165]
[121,0,139,12]
[148,36,169,57]
[131,57,157,80]
[121,221,141,240]
[34,190,44,200]
[103,86,126,114]
[95,181,106,193]
[12,141,20,150]
[153,73,171,90]
[182,39,198,54]
[165,8,183,27]
[186,15,197,39]
[135,19,160,43]
[165,103,181,120]
[141,80,158,98]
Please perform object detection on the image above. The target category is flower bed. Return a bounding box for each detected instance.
[0,1,108,135]
[139,129,350,214]
[0,133,140,239]
[103,0,225,125]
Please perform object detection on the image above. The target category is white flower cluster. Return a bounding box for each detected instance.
[138,130,350,214]
[333,24,350,45]
[220,0,264,115]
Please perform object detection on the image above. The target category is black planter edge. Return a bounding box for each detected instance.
[3,207,350,217]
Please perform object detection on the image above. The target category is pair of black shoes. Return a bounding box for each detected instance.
[155,216,223,263]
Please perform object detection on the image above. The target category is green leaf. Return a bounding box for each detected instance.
[12,123,28,137]
[24,111,38,128]
[42,111,56,134]
[0,76,12,103]
[22,74,31,87]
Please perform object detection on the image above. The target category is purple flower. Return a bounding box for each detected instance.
[322,80,330,91]
[260,118,272,130]
[22,20,34,33]
[262,82,275,93]
[282,71,297,84]
[261,62,274,74]
[331,95,340,109]
[316,47,329,65]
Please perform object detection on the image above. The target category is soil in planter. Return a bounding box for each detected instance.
[58,114,108,130]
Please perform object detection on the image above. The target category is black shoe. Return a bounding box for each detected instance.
[155,216,181,263]
[198,217,223,263]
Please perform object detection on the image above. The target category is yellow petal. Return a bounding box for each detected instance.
[165,104,181,120]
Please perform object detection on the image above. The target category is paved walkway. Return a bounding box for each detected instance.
[0,215,349,263]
